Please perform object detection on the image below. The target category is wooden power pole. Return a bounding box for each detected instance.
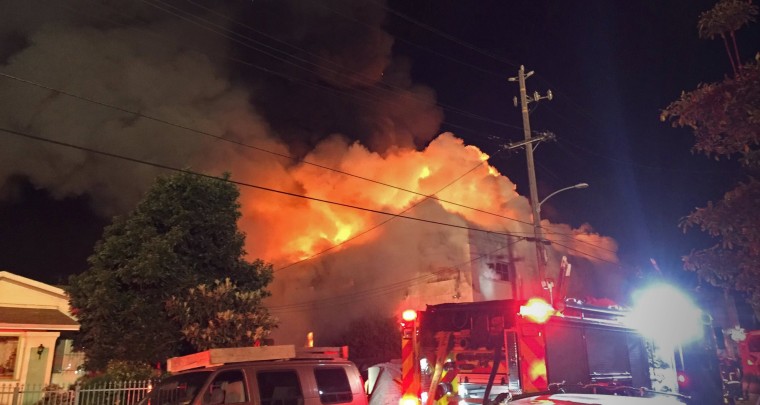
[509,65,552,299]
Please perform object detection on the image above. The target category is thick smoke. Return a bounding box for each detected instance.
[1,1,619,345]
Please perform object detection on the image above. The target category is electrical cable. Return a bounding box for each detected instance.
[1,71,617,255]
[141,0,525,136]
[62,0,503,145]
[5,123,589,310]
[549,240,621,267]
[2,1,628,266]
[178,0,525,133]
[0,126,532,240]
[269,236,525,312]
[363,0,521,69]
[275,153,499,272]
[0,71,533,229]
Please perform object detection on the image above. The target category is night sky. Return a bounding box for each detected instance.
[0,0,757,297]
[389,1,750,273]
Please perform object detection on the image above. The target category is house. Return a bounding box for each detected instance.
[0,271,81,388]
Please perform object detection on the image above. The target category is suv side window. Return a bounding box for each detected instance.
[202,370,248,404]
[139,371,211,405]
[314,368,353,404]
[257,370,304,405]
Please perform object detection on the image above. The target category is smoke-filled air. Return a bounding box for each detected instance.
[0,0,618,344]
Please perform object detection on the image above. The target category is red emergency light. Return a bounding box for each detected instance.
[402,309,418,322]
[400,309,417,339]
[677,371,689,389]
[519,298,555,324]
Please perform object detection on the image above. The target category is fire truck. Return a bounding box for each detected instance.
[737,329,760,397]
[397,296,723,405]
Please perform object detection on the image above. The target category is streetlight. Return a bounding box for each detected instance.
[537,183,589,214]
[532,182,588,304]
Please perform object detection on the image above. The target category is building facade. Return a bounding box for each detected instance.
[0,271,80,388]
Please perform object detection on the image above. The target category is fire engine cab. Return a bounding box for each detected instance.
[397,296,721,405]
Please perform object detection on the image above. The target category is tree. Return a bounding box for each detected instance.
[698,0,758,75]
[66,172,274,371]
[166,278,277,351]
[662,0,760,312]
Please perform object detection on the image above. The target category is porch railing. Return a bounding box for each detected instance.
[0,381,151,405]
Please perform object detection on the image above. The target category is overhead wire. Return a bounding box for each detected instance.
[0,71,535,230]
[309,0,513,82]
[141,0,525,139]
[556,137,741,175]
[269,235,526,313]
[363,0,521,69]
[180,0,525,133]
[169,0,632,287]
[2,70,618,270]
[61,0,503,145]
[0,126,533,241]
[4,1,624,284]
[1,69,614,259]
[550,240,622,268]
[275,153,499,273]
[363,1,721,180]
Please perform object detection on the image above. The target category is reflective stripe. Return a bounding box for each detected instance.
[402,337,419,396]
[519,327,547,392]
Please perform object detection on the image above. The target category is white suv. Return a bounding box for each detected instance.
[138,346,367,405]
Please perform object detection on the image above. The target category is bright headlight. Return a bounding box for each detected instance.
[625,283,704,345]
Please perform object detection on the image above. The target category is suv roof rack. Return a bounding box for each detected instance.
[295,346,349,360]
[167,345,349,373]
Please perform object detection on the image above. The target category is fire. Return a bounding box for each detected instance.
[234,132,618,269]
[232,132,622,345]
[333,223,353,244]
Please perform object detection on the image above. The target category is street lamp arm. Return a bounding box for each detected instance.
[538,183,589,213]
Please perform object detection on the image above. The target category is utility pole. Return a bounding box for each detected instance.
[508,65,552,299]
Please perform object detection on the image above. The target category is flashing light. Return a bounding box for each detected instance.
[625,283,704,346]
[677,372,688,386]
[402,309,418,322]
[519,298,554,324]
[528,360,547,381]
[400,394,420,405]
[306,331,314,348]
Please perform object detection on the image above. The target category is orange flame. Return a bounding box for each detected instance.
[233,132,618,270]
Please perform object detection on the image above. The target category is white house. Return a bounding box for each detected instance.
[0,271,81,388]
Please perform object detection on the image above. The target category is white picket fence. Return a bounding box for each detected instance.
[0,381,152,405]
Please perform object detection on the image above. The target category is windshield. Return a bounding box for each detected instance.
[138,371,212,405]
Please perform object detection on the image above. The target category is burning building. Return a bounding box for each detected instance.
[0,1,620,346]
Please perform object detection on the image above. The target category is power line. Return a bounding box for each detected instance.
[270,236,525,313]
[550,240,621,267]
[0,71,533,229]
[3,4,623,258]
[60,0,503,145]
[556,138,740,175]
[300,0,524,132]
[140,0,525,137]
[544,232,618,255]
[306,0,510,82]
[275,146,509,272]
[0,126,532,241]
[361,0,697,180]
[1,70,618,256]
[364,0,521,69]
